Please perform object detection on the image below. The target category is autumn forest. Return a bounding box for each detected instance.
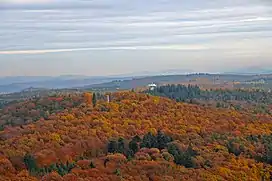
[0,85,271,181]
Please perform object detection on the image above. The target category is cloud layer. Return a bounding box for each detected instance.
[0,0,271,76]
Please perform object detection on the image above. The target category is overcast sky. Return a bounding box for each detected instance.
[0,0,271,76]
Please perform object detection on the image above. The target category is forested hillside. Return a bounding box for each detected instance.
[145,84,272,114]
[0,92,105,129]
[0,92,271,180]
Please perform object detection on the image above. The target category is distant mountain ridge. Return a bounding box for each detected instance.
[0,75,111,85]
[83,73,272,90]
[0,75,133,93]
[1,70,271,93]
[224,67,272,75]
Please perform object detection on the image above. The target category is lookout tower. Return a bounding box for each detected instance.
[106,94,110,103]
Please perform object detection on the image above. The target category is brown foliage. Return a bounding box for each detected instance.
[0,92,271,180]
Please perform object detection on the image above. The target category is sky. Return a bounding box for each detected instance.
[0,0,271,76]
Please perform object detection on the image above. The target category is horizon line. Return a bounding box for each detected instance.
[0,72,271,78]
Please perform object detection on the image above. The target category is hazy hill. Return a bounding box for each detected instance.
[83,73,272,90]
[1,73,271,93]
[0,75,133,93]
[224,67,272,75]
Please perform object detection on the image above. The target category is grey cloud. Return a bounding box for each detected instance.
[0,0,271,76]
